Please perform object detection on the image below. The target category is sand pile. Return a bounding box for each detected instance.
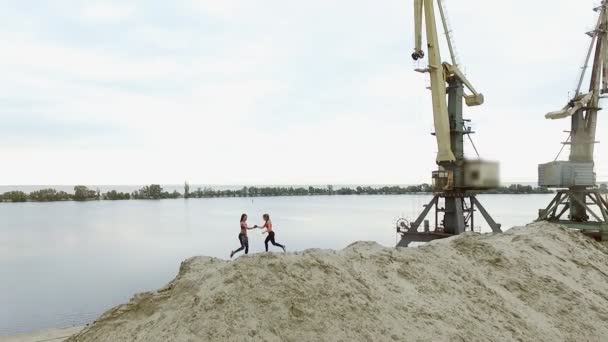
[67,223,608,342]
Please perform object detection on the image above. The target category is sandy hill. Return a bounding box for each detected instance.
[67,223,608,342]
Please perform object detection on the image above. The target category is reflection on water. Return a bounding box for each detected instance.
[0,194,553,335]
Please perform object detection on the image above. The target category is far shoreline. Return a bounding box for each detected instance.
[0,326,83,342]
[0,183,560,203]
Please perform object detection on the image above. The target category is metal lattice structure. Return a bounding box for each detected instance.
[397,0,501,247]
[537,1,608,240]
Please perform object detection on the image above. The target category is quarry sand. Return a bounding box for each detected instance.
[66,223,608,342]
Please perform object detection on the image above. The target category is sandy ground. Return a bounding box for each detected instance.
[62,222,608,342]
[0,327,83,342]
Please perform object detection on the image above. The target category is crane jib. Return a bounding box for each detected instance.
[412,0,485,163]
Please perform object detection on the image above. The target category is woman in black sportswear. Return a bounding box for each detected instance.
[230,213,256,258]
[256,213,286,252]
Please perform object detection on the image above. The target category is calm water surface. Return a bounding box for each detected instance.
[0,194,553,335]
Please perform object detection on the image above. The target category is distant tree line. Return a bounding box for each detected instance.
[486,184,554,195]
[0,183,560,203]
[0,186,101,203]
[130,184,181,200]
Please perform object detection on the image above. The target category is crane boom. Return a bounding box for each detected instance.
[413,0,484,163]
[413,0,454,163]
[544,2,607,160]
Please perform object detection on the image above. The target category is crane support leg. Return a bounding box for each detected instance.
[537,190,608,240]
[397,194,501,247]
[410,195,440,232]
[470,197,502,233]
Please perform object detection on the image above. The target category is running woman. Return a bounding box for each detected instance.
[230,213,257,258]
[256,213,286,252]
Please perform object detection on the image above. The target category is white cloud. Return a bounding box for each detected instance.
[81,2,135,23]
[188,0,248,18]
[0,39,180,82]
[1,0,607,185]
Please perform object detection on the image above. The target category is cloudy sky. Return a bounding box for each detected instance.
[1,0,606,185]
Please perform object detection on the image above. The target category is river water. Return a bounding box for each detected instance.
[0,194,554,335]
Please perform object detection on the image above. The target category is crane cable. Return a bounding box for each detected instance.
[574,3,604,96]
[554,133,572,162]
[555,3,605,161]
[467,134,481,158]
[437,0,459,67]
[438,0,480,159]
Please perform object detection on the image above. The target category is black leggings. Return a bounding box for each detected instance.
[234,233,249,255]
[265,231,284,251]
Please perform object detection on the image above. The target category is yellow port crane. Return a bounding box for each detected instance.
[397,0,501,247]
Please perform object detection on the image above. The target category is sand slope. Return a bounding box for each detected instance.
[67,223,608,342]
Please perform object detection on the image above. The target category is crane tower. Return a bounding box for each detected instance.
[537,1,608,240]
[397,0,502,247]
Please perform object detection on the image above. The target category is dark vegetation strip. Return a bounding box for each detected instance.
[0,183,565,203]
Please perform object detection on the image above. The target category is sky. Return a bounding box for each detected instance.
[0,0,606,186]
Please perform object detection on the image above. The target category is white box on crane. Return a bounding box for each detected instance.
[431,160,499,191]
[463,160,500,189]
[538,161,596,188]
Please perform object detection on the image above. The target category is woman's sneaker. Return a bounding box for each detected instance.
[281,245,286,253]
[230,250,235,258]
